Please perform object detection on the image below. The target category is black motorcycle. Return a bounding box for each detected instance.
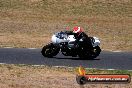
[41,31,101,59]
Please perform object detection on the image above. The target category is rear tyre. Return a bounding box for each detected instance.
[41,43,60,58]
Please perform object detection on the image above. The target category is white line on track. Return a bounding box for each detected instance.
[102,49,122,52]
[0,63,131,71]
[53,66,132,71]
[0,63,6,64]
[3,47,38,49]
[28,48,37,49]
[112,50,122,52]
[3,47,14,48]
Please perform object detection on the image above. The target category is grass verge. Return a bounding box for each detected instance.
[0,64,131,88]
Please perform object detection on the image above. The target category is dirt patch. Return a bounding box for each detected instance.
[0,17,131,51]
[0,0,132,51]
[0,64,131,88]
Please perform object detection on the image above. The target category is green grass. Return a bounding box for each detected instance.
[85,68,132,76]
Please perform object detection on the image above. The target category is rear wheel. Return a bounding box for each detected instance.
[41,43,60,58]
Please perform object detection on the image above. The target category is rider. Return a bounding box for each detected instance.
[72,26,92,49]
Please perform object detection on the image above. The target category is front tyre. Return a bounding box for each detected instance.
[90,46,101,58]
[78,46,101,59]
[41,43,60,58]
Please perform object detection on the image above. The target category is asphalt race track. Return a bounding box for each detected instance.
[0,48,132,70]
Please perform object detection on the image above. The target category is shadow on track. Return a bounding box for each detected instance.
[54,57,100,60]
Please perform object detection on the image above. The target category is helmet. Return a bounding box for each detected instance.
[73,26,83,33]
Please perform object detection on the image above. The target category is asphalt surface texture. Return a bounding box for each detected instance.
[0,48,132,70]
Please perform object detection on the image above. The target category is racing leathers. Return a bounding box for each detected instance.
[64,31,92,49]
[73,32,92,49]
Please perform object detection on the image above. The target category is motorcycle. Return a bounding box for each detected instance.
[41,31,101,59]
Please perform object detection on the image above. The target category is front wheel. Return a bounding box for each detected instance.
[90,46,101,58]
[78,46,101,59]
[41,43,60,58]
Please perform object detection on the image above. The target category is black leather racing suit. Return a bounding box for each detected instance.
[64,31,92,49]
[73,32,92,49]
